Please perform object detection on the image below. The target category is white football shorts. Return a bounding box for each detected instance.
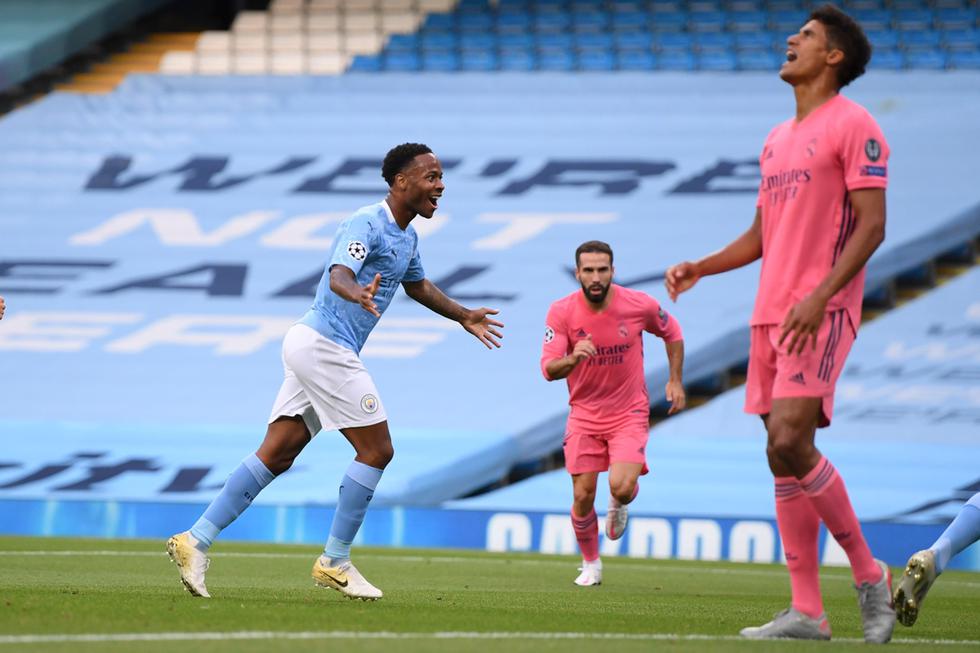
[268,323,387,434]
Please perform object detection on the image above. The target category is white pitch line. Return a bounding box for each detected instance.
[1,550,979,588]
[0,631,977,647]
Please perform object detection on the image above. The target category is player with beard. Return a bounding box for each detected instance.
[167,143,504,601]
[541,240,685,586]
[666,5,894,643]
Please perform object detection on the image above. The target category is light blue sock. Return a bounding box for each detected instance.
[190,454,275,551]
[323,461,384,564]
[931,493,980,574]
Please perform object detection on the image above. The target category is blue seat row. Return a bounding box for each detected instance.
[350,47,980,71]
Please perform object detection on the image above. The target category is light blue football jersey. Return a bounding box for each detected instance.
[299,201,425,353]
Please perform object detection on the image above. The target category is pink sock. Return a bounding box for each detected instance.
[775,476,824,618]
[801,456,881,586]
[571,508,599,562]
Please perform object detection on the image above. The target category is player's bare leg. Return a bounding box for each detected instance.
[570,472,602,586]
[312,420,391,600]
[606,462,642,540]
[169,417,309,597]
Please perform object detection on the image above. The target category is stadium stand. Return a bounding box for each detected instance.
[0,0,172,91]
[152,0,980,74]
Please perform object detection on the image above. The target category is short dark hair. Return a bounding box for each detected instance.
[575,240,613,267]
[382,143,433,186]
[809,4,871,89]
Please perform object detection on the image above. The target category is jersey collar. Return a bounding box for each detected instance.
[381,199,397,224]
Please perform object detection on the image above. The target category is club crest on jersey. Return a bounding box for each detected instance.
[544,326,555,343]
[618,322,629,338]
[360,394,379,414]
[805,138,817,158]
[347,240,367,261]
[864,139,881,162]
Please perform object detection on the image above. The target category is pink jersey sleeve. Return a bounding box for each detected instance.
[643,294,683,342]
[836,109,889,191]
[540,301,570,380]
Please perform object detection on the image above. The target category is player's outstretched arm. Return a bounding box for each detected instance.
[665,207,763,302]
[778,188,885,355]
[329,265,381,317]
[663,339,686,414]
[402,278,504,349]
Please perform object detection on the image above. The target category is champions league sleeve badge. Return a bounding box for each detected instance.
[347,240,368,261]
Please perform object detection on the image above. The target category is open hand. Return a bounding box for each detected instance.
[664,262,701,302]
[358,273,382,317]
[462,307,504,349]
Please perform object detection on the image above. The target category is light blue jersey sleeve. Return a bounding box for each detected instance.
[329,214,377,277]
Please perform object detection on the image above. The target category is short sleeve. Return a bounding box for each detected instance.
[403,239,425,283]
[837,110,890,191]
[540,302,570,380]
[643,294,683,342]
[329,214,376,276]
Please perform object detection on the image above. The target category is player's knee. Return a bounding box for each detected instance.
[361,443,394,469]
[610,480,635,505]
[767,427,810,465]
[573,488,596,507]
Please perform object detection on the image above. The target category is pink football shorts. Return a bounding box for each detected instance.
[563,420,650,475]
[744,309,855,428]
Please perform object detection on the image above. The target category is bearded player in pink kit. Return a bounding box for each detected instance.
[666,5,894,643]
[542,240,685,587]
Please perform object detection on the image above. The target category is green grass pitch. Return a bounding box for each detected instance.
[0,536,977,652]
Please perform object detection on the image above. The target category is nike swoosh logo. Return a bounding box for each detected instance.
[322,569,348,587]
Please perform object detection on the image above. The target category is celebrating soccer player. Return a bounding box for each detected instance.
[894,492,980,627]
[167,143,504,601]
[665,5,894,643]
[541,240,685,587]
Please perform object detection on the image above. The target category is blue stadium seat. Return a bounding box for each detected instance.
[423,51,460,71]
[497,11,532,32]
[537,33,575,51]
[534,13,573,34]
[942,28,980,51]
[936,8,978,31]
[459,12,495,32]
[497,0,529,9]
[900,30,942,50]
[460,50,499,71]
[650,12,688,32]
[895,9,936,31]
[499,33,535,49]
[615,31,654,50]
[651,0,687,12]
[852,9,893,31]
[699,51,738,71]
[654,32,695,52]
[690,10,729,32]
[935,0,968,8]
[424,13,456,31]
[694,32,736,52]
[844,0,884,9]
[421,33,459,51]
[578,49,616,70]
[460,33,497,51]
[387,34,419,51]
[536,0,566,11]
[770,9,808,31]
[538,50,576,71]
[905,49,947,69]
[348,55,382,72]
[611,2,646,13]
[949,50,980,68]
[457,0,491,13]
[869,49,905,69]
[737,49,781,70]
[576,33,615,50]
[735,31,776,50]
[385,52,421,71]
[865,29,901,50]
[498,50,537,71]
[891,0,929,10]
[657,51,697,70]
[689,0,723,11]
[570,0,605,10]
[572,11,610,32]
[728,0,763,10]
[729,10,769,32]
[616,49,656,70]
[611,11,650,31]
